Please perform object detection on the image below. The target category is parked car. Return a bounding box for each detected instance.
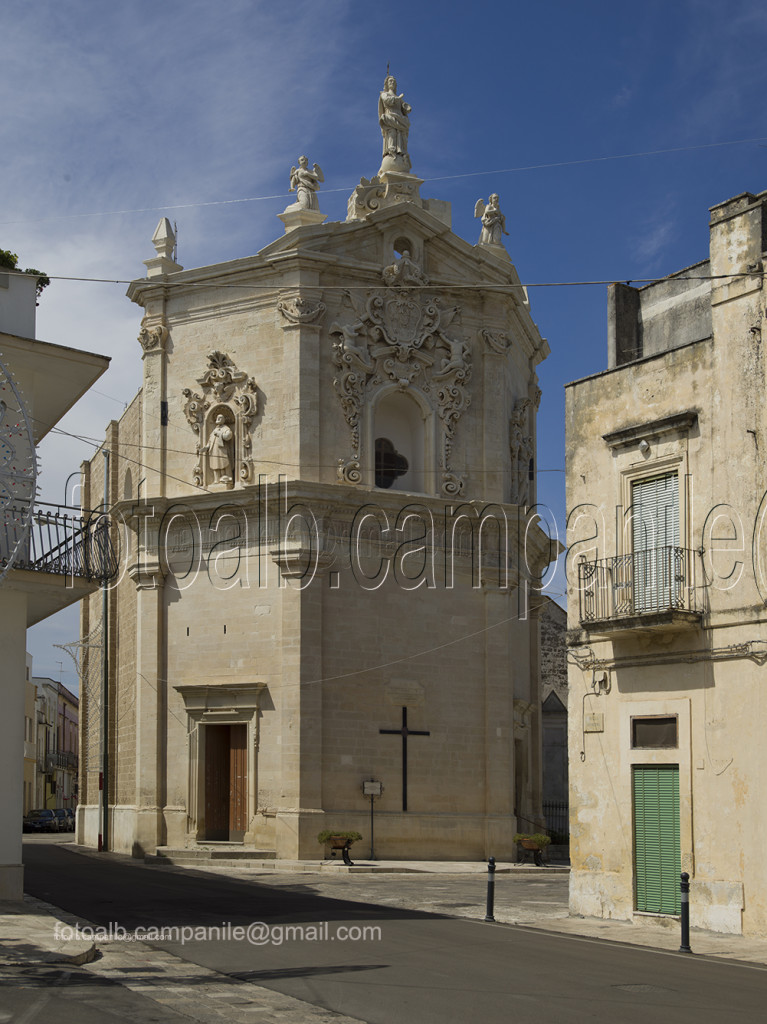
[52,808,72,832]
[23,809,58,833]
[63,808,75,831]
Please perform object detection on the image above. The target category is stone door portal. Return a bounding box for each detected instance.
[204,723,247,841]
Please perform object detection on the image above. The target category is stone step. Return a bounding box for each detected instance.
[148,846,276,864]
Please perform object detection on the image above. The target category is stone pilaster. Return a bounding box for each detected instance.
[128,551,166,854]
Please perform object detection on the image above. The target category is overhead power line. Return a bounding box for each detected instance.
[2,135,765,226]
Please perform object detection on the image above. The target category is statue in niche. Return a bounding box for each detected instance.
[379,74,412,172]
[289,156,324,211]
[474,194,509,246]
[203,413,234,487]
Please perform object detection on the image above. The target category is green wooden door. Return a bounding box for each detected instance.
[633,765,681,914]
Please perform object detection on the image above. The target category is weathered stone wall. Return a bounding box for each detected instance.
[566,187,767,937]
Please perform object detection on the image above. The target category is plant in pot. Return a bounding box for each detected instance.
[318,830,363,867]
[513,832,552,867]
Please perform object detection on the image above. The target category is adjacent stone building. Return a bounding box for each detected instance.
[566,188,767,935]
[540,598,568,838]
[79,78,556,862]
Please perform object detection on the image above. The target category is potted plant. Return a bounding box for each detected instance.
[318,830,363,866]
[514,832,552,866]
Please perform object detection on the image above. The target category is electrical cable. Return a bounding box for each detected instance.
[2,134,766,226]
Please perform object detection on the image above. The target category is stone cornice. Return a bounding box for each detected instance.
[602,410,699,449]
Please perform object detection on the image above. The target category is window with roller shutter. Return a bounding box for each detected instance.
[631,472,679,613]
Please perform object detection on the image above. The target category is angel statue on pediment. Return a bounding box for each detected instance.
[474,194,509,247]
[289,156,324,211]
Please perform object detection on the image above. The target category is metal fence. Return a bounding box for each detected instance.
[1,502,118,582]
[542,800,569,843]
[578,546,703,624]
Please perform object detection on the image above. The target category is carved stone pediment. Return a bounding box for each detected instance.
[330,288,471,496]
[182,351,258,489]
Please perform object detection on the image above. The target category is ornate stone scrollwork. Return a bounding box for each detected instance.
[347,174,423,221]
[382,251,429,288]
[441,472,466,497]
[509,397,533,506]
[330,287,471,489]
[480,327,511,355]
[337,458,362,484]
[137,316,169,353]
[277,297,327,325]
[182,351,258,490]
[347,176,386,220]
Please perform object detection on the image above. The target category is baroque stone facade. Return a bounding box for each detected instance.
[78,78,555,862]
[567,187,767,935]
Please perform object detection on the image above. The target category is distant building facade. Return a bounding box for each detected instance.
[567,188,767,936]
[32,677,79,810]
[540,598,568,839]
[23,655,37,815]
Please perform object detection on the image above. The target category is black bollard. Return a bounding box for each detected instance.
[484,856,496,922]
[679,872,692,953]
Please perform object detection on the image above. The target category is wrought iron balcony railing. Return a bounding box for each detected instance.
[45,750,79,773]
[1,502,118,582]
[578,546,703,626]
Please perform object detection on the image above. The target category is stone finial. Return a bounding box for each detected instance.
[152,218,176,258]
[144,217,183,278]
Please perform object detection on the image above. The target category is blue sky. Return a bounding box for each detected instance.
[3,0,767,688]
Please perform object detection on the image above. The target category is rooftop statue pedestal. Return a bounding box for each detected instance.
[277,206,328,233]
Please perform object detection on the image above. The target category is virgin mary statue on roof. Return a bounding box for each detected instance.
[379,73,412,173]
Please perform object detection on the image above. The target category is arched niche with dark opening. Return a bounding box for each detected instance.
[371,389,429,493]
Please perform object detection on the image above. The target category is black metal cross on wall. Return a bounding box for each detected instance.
[379,706,430,812]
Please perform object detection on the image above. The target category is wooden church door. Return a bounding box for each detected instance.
[204,723,247,841]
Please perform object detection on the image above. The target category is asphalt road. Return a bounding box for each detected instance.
[22,842,767,1024]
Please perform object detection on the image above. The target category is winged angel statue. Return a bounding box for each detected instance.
[474,194,509,246]
[289,156,324,211]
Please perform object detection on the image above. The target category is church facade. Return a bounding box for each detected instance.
[78,78,556,861]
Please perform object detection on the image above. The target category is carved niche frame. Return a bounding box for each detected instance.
[182,351,259,490]
[330,243,472,497]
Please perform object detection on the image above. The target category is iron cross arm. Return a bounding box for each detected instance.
[379,706,430,812]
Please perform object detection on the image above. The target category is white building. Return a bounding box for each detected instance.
[0,265,109,899]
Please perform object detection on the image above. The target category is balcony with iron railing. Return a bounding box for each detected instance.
[578,546,704,635]
[2,502,119,624]
[1,502,118,582]
[45,750,79,773]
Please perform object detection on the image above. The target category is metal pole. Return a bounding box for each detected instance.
[369,794,375,861]
[679,872,692,953]
[101,448,109,852]
[484,856,496,922]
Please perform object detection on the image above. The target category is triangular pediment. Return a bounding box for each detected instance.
[258,202,526,296]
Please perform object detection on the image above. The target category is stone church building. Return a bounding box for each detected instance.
[78,78,556,861]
